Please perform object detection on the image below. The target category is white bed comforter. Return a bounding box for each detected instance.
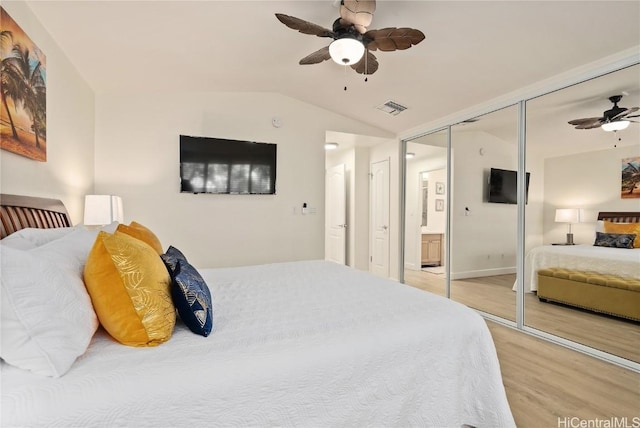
[519,245,640,292]
[2,260,514,427]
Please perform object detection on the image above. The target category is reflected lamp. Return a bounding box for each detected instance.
[555,208,581,245]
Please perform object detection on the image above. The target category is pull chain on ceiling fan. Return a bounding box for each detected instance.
[275,0,425,76]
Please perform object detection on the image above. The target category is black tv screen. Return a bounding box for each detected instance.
[488,168,530,204]
[180,135,277,194]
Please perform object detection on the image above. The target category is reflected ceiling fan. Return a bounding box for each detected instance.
[568,95,640,131]
[275,0,425,76]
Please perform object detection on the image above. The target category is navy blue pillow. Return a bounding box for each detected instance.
[161,246,213,337]
[172,259,213,336]
[593,232,636,249]
[160,245,188,275]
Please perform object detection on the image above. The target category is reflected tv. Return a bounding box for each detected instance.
[488,168,530,204]
[180,135,277,194]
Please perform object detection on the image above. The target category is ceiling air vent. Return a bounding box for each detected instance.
[377,100,407,116]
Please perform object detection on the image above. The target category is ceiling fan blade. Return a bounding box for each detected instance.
[625,114,640,119]
[567,117,603,126]
[275,13,335,38]
[575,121,606,129]
[340,0,376,34]
[364,27,425,52]
[351,50,378,75]
[299,46,332,65]
[609,107,636,121]
[612,106,640,120]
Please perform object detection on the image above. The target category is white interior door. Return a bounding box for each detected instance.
[370,159,390,277]
[325,163,346,265]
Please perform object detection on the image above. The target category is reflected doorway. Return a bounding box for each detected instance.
[404,131,448,297]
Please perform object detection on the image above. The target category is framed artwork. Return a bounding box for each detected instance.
[0,6,47,161]
[435,198,444,212]
[621,157,640,199]
[435,182,445,195]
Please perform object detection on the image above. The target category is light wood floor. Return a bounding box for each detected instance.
[404,270,640,363]
[487,321,640,427]
[403,270,640,427]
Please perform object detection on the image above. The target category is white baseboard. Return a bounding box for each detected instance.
[404,262,419,271]
[450,267,516,280]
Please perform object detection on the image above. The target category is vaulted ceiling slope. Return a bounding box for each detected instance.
[25,0,640,134]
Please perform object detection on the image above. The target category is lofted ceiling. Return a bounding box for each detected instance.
[22,0,640,137]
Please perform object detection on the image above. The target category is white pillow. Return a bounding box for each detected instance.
[1,226,77,250]
[0,228,100,377]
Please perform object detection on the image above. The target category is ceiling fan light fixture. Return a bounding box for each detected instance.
[329,37,365,65]
[601,120,630,132]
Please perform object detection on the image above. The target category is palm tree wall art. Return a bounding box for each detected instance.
[1,6,46,162]
[621,157,640,199]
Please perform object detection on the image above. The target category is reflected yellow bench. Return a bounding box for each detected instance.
[537,268,640,322]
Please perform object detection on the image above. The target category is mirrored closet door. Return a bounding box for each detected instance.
[448,105,519,322]
[524,64,640,363]
[401,61,639,368]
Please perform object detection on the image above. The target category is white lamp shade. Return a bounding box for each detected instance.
[329,38,365,65]
[84,195,124,225]
[555,208,581,224]
[601,120,630,132]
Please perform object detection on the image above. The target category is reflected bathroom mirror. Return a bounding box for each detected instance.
[421,174,429,227]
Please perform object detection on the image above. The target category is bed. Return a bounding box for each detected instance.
[0,194,515,427]
[521,212,640,293]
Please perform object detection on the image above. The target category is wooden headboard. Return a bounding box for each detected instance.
[0,194,72,239]
[597,212,640,223]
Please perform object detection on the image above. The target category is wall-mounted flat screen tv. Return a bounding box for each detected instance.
[180,135,277,194]
[488,168,530,204]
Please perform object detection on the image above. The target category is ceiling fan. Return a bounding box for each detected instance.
[275,0,425,76]
[568,95,640,131]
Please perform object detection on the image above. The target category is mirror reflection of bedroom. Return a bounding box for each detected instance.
[404,106,520,322]
[403,63,640,364]
[523,64,640,363]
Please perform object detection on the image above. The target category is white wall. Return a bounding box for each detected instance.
[0,1,95,223]
[353,146,370,270]
[421,169,447,234]
[543,144,640,245]
[93,91,388,268]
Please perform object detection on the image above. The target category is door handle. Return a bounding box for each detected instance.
[382,225,388,230]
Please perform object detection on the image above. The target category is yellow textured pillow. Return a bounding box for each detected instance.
[84,231,175,346]
[116,221,163,254]
[603,221,640,248]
